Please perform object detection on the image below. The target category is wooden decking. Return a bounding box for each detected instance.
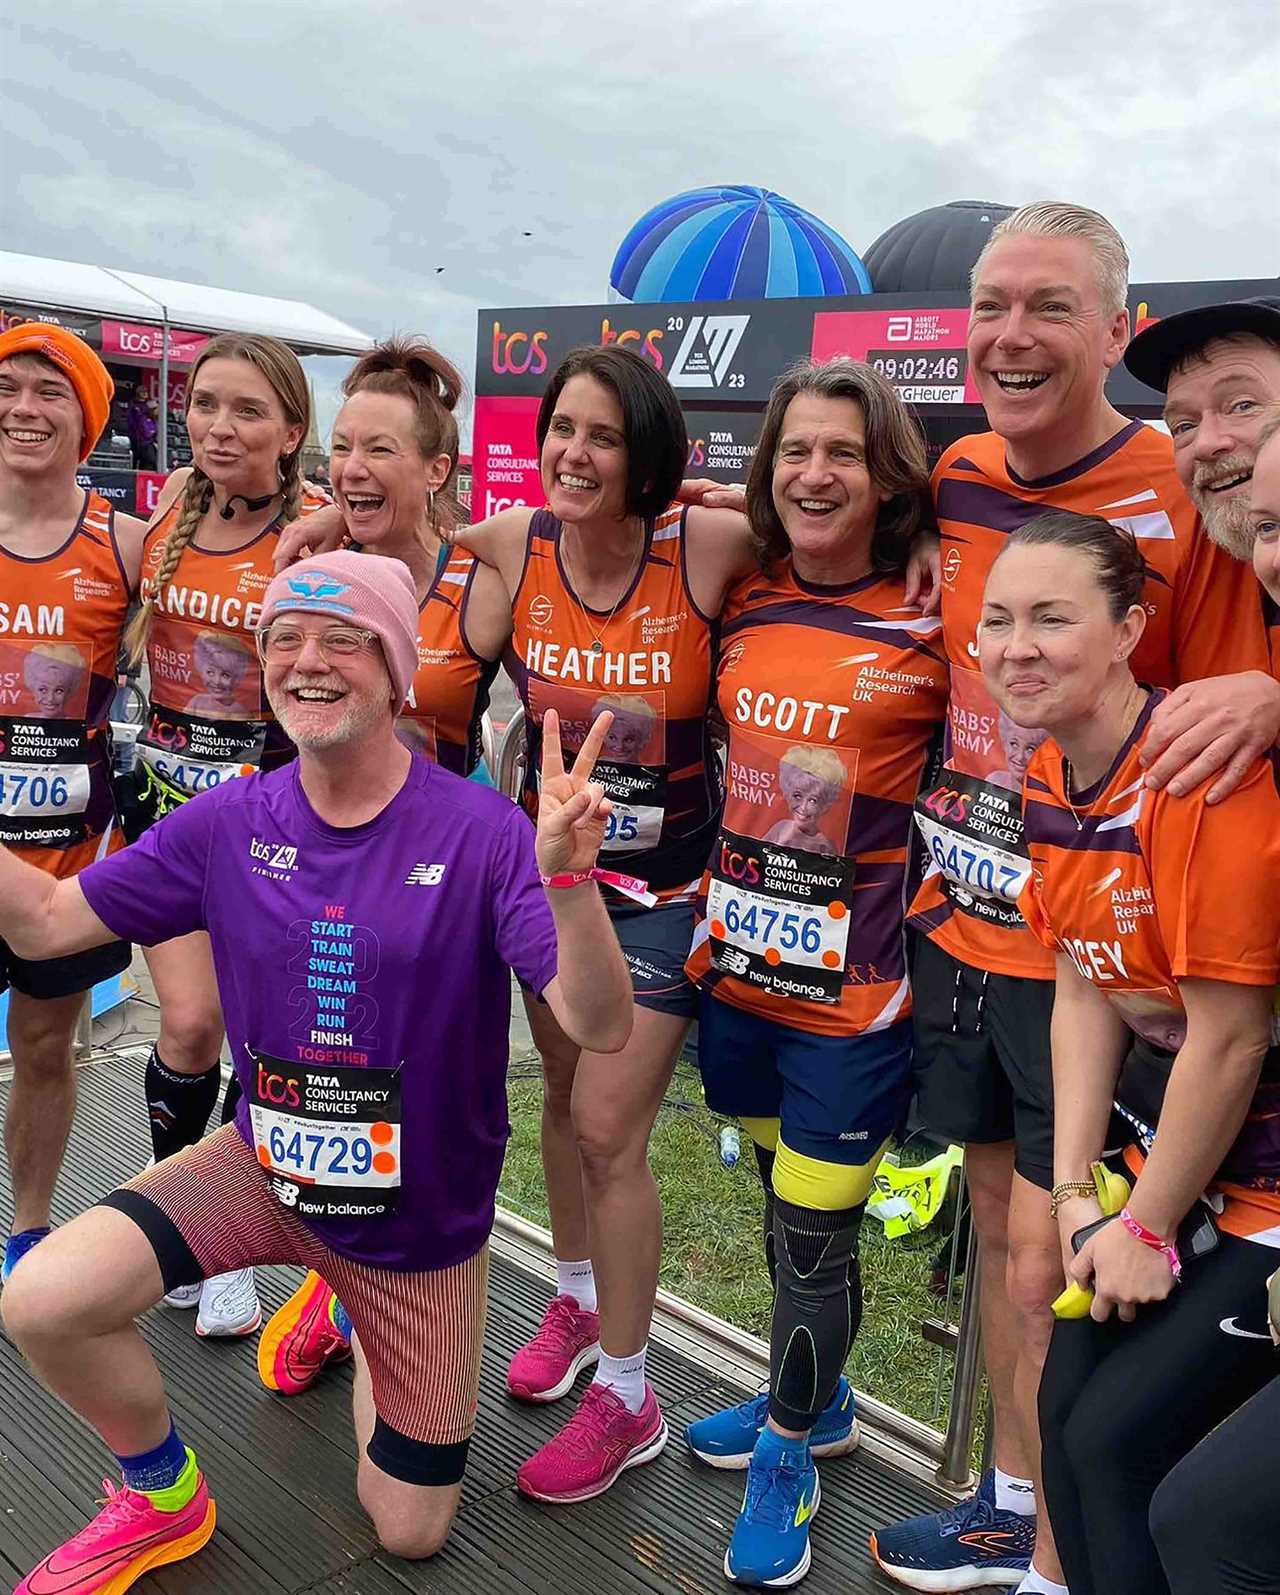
[0,1045,945,1593]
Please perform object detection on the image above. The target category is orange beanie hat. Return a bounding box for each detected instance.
[0,323,115,461]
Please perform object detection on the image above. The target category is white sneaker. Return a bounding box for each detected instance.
[195,1269,262,1337]
[163,1281,203,1309]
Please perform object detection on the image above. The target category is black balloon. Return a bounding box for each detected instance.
[862,200,1016,294]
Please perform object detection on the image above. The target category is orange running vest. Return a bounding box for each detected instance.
[908,421,1271,980]
[135,501,307,797]
[509,505,719,896]
[686,562,948,1035]
[1020,693,1280,1246]
[0,489,131,878]
[397,548,497,777]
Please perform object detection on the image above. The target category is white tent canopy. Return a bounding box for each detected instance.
[0,250,373,356]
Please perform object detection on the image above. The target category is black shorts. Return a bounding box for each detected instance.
[696,994,912,1165]
[608,897,697,1019]
[910,933,1055,1190]
[0,935,132,1002]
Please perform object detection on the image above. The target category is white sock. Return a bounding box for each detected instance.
[591,1346,647,1413]
[1015,1571,1068,1595]
[555,1258,597,1312]
[994,1466,1037,1517]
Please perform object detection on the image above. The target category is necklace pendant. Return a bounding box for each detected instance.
[590,638,603,653]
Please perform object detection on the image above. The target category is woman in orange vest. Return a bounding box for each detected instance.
[979,506,1280,1594]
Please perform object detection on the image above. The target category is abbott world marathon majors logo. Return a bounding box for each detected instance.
[668,315,751,390]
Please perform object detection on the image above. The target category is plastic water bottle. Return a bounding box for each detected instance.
[718,1124,741,1169]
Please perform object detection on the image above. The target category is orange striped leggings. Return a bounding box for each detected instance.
[100,1123,488,1485]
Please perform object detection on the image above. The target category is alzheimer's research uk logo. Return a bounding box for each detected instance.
[668,315,751,389]
[284,573,355,612]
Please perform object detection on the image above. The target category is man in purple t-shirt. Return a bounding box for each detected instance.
[0,552,634,1591]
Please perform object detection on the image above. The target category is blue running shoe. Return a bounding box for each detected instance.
[869,1468,1034,1590]
[725,1430,820,1587]
[687,1377,860,1470]
[2,1226,50,1283]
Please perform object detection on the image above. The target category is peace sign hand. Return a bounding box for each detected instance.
[535,709,614,877]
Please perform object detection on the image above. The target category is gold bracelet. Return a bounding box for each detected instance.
[1050,1181,1096,1217]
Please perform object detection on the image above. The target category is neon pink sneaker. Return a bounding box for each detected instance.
[516,1380,668,1502]
[257,1270,351,1396]
[16,1473,215,1593]
[507,1294,601,1403]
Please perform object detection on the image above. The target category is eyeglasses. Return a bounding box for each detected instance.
[255,624,378,664]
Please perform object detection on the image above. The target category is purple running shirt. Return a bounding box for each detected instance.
[80,757,558,1270]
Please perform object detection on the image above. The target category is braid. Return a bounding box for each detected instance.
[280,450,304,523]
[124,472,213,666]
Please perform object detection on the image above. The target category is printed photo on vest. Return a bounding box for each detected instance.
[148,617,263,722]
[708,727,859,1003]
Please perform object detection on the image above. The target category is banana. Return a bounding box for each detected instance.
[1091,1161,1131,1216]
[1051,1281,1095,1319]
[1052,1164,1132,1319]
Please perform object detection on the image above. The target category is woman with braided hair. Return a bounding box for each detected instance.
[120,333,318,1338]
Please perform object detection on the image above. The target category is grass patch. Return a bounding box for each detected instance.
[500,1051,979,1441]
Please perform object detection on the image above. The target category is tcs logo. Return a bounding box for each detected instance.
[687,437,706,469]
[717,839,761,888]
[490,321,549,377]
[146,711,189,752]
[922,785,970,822]
[600,318,664,368]
[257,1063,301,1108]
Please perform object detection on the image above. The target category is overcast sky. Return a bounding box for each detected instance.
[3,0,1277,445]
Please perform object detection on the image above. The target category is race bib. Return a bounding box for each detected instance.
[134,741,255,796]
[0,758,91,818]
[914,666,1044,928]
[707,835,854,1003]
[707,726,858,1002]
[249,1053,402,1220]
[597,763,666,853]
[528,677,670,854]
[0,709,95,847]
[136,705,266,795]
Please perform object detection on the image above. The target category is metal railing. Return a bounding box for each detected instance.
[486,708,988,1489]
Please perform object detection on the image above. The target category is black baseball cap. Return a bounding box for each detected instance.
[1124,295,1280,393]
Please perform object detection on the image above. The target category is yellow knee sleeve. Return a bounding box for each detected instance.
[772,1135,891,1210]
[738,1116,780,1152]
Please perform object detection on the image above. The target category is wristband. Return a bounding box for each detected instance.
[1119,1207,1182,1280]
[540,868,658,907]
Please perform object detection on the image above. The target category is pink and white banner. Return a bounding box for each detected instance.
[101,321,209,365]
[470,396,543,523]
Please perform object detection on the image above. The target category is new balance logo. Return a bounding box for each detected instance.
[668,315,750,389]
[405,862,446,886]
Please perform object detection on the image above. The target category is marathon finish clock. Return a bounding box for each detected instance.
[811,308,979,405]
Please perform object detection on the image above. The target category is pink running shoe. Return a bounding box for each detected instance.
[507,1294,601,1403]
[257,1270,352,1396]
[516,1380,668,1503]
[16,1473,215,1594]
